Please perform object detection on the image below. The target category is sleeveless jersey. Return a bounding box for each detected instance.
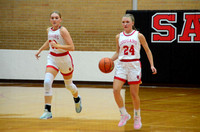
[48,27,66,53]
[118,30,141,60]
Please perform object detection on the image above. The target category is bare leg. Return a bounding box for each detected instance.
[113,79,125,108]
[130,84,142,129]
[129,84,140,110]
[63,73,82,113]
[63,74,78,98]
[114,79,131,127]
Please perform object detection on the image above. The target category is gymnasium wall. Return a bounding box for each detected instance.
[0,0,200,86]
[0,0,199,51]
[0,0,132,51]
[0,50,115,82]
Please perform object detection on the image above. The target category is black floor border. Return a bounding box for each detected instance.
[0,79,199,88]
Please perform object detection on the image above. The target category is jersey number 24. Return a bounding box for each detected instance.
[123,45,135,55]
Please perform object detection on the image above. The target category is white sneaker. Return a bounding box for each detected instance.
[134,116,142,129]
[40,109,52,119]
[118,114,131,127]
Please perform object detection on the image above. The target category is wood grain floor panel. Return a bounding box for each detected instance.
[0,85,200,131]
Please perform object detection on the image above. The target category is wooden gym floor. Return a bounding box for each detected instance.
[0,83,200,132]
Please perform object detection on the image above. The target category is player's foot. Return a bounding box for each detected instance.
[118,114,131,127]
[134,116,142,130]
[74,96,82,113]
[40,109,52,119]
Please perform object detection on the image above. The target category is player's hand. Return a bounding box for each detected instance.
[151,66,157,74]
[50,40,60,49]
[50,41,57,48]
[35,52,40,59]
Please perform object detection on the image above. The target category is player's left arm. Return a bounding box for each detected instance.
[139,33,157,74]
[50,27,75,51]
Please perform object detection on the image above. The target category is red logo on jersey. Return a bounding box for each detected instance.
[178,13,200,43]
[151,13,177,43]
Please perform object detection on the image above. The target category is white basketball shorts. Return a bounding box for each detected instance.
[46,52,74,76]
[114,59,141,84]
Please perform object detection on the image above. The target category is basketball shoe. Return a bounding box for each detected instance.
[118,114,131,127]
[40,109,52,119]
[134,116,142,129]
[74,96,82,113]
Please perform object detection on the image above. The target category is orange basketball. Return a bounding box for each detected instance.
[99,58,114,73]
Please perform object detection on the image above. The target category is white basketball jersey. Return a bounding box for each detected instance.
[118,30,141,60]
[48,27,66,53]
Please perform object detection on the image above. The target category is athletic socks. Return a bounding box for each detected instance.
[134,109,141,117]
[74,96,80,103]
[44,97,81,112]
[119,107,128,115]
[119,108,141,116]
[45,104,51,112]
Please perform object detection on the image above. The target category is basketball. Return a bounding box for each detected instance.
[99,58,114,73]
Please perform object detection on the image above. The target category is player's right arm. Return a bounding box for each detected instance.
[35,28,50,59]
[111,34,120,61]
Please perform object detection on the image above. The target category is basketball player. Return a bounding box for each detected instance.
[35,11,82,119]
[111,14,157,129]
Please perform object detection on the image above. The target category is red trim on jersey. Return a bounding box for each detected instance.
[68,53,74,68]
[123,30,136,36]
[120,59,140,62]
[46,65,59,72]
[128,79,141,85]
[50,52,69,57]
[51,26,62,31]
[114,76,126,82]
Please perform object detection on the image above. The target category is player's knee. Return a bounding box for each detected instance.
[130,93,139,101]
[44,79,51,89]
[64,79,78,94]
[64,79,77,94]
[44,73,54,96]
[44,79,53,96]
[65,83,78,94]
[113,88,120,95]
